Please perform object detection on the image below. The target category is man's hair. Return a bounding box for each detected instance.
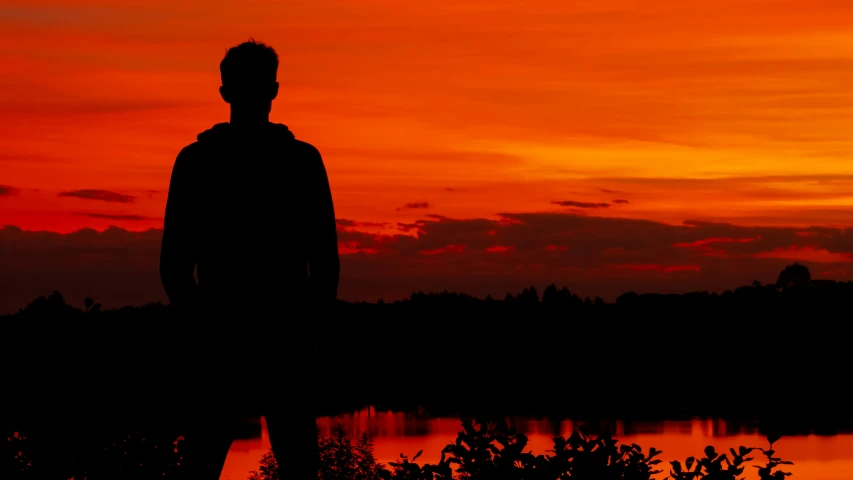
[220,38,279,88]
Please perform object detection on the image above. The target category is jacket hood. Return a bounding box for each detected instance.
[196,122,296,145]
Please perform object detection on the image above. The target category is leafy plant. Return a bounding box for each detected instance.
[668,445,756,480]
[311,420,794,480]
[2,431,31,479]
[541,423,663,480]
[385,419,664,480]
[753,432,793,480]
[666,432,791,480]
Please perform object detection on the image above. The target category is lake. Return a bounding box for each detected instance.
[219,407,853,480]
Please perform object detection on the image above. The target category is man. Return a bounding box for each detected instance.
[160,39,339,479]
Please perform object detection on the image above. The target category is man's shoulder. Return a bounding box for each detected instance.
[171,142,207,174]
[177,141,204,160]
[173,136,322,163]
[291,139,322,158]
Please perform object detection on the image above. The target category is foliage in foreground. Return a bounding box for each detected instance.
[248,419,793,480]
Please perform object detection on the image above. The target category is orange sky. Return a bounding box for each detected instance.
[2,0,853,308]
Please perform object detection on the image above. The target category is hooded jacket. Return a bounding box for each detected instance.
[159,122,340,319]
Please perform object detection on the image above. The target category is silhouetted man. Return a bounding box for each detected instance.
[160,39,339,479]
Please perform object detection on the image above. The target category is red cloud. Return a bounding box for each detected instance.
[673,237,756,248]
[397,221,423,232]
[2,213,853,313]
[754,246,853,264]
[613,264,659,272]
[419,244,466,255]
[663,265,702,273]
[673,237,758,258]
[339,241,379,255]
[336,219,391,229]
[611,264,700,273]
[822,268,848,278]
[77,213,156,221]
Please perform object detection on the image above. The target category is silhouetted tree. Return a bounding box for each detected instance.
[776,263,811,289]
[517,286,539,305]
[248,451,279,480]
[542,284,559,303]
[20,291,79,316]
[317,424,386,480]
[542,284,583,309]
[353,432,385,480]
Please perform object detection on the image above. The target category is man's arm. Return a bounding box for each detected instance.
[305,145,340,305]
[160,147,199,310]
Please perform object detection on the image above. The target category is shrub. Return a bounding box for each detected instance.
[303,419,792,480]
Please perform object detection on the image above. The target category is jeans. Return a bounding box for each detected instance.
[178,337,318,479]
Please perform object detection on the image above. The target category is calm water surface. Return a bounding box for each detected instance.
[220,408,853,480]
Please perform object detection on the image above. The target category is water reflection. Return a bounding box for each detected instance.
[220,408,853,480]
[313,409,766,440]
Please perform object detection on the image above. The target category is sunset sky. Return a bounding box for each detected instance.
[2,0,853,312]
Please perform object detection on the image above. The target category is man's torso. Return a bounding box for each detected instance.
[183,129,317,309]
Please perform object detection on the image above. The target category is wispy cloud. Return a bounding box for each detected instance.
[398,202,430,210]
[0,185,20,197]
[59,189,135,203]
[552,200,609,208]
[76,212,156,221]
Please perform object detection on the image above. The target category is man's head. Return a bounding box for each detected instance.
[219,39,279,114]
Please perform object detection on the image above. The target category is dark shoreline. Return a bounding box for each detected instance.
[5,281,853,435]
